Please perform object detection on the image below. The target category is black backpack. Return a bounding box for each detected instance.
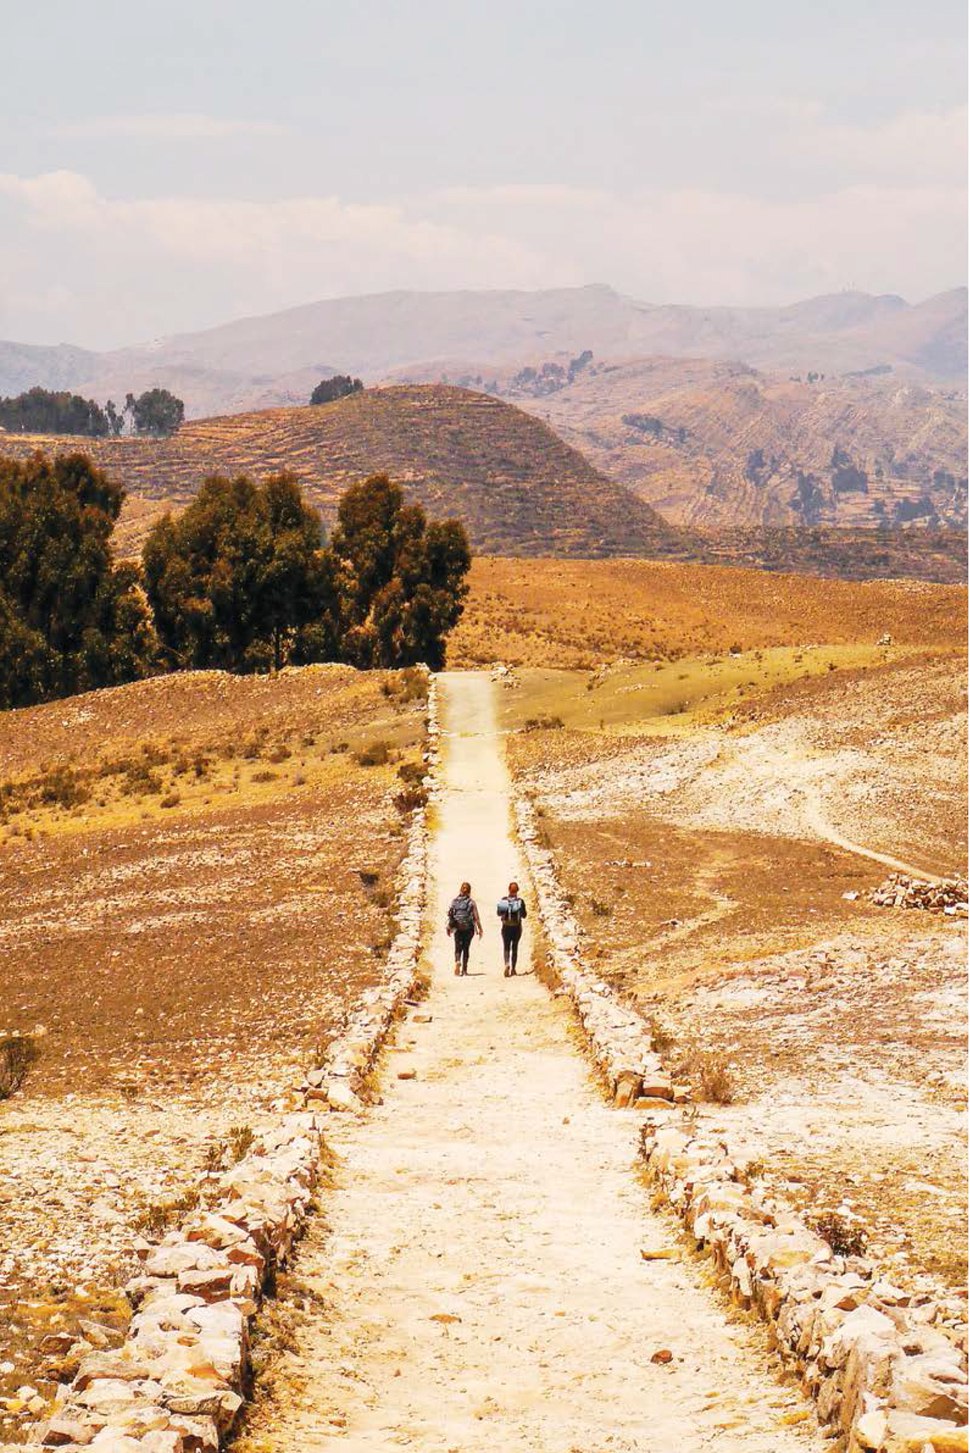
[449,894,475,931]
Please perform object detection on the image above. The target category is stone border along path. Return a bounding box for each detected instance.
[514,790,969,1452]
[7,677,440,1453]
[13,671,966,1453]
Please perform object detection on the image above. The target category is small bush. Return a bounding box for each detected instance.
[399,667,428,702]
[589,896,612,918]
[0,1033,41,1099]
[160,791,180,809]
[397,760,426,786]
[810,1211,867,1258]
[251,769,278,783]
[694,1050,735,1104]
[330,740,349,754]
[228,1125,255,1162]
[133,1188,199,1239]
[649,1016,675,1053]
[523,715,565,731]
[394,786,428,814]
[268,744,292,763]
[39,767,90,809]
[122,762,163,796]
[356,740,392,767]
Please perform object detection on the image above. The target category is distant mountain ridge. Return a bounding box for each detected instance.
[491,357,968,531]
[0,284,964,420]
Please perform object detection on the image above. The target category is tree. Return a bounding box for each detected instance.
[309,375,363,406]
[0,453,156,708]
[0,387,111,437]
[329,475,471,670]
[125,388,185,437]
[143,472,335,672]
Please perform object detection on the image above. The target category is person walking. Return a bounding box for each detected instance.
[497,881,527,976]
[447,881,482,976]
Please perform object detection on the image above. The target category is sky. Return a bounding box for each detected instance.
[0,0,966,348]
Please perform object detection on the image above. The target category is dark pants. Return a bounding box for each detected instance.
[453,927,474,972]
[502,923,522,969]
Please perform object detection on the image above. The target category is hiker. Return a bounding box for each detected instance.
[497,881,527,976]
[447,881,482,976]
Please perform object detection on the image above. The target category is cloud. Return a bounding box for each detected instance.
[51,112,291,140]
[0,168,963,347]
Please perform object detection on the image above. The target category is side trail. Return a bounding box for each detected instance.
[249,673,822,1452]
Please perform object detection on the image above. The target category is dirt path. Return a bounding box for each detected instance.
[251,673,823,1452]
[749,739,943,881]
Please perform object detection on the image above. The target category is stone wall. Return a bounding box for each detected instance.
[513,789,968,1453]
[10,680,439,1453]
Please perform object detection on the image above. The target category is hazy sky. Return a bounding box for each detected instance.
[1,0,965,347]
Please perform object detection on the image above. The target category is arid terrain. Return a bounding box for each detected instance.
[0,665,429,1440]
[503,357,968,531]
[453,556,967,667]
[2,283,964,419]
[0,387,683,561]
[503,638,967,1296]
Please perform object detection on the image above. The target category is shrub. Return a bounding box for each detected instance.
[397,760,426,786]
[649,1016,676,1053]
[159,791,180,809]
[694,1050,736,1104]
[589,896,612,918]
[523,715,565,731]
[268,744,292,763]
[394,786,428,814]
[38,766,90,809]
[810,1211,867,1257]
[227,1125,255,1162]
[355,740,392,767]
[0,1033,41,1099]
[251,769,278,783]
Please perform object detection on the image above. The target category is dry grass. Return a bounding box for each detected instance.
[506,649,967,1292]
[453,557,966,669]
[0,663,427,1439]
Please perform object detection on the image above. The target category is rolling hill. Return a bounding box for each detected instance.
[0,284,965,421]
[0,385,686,560]
[491,358,968,530]
[1,384,964,582]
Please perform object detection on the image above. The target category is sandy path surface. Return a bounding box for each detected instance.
[255,673,822,1452]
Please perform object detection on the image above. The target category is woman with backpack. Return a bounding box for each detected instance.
[497,881,527,976]
[446,882,482,975]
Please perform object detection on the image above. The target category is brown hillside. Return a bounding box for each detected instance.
[428,357,968,531]
[0,385,684,560]
[454,556,966,667]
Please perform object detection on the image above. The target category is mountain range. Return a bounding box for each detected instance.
[0,284,965,421]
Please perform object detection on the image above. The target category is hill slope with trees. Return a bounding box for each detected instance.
[0,386,685,560]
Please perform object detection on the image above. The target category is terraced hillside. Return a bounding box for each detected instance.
[427,357,968,531]
[0,385,684,560]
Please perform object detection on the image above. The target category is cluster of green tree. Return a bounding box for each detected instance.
[0,455,471,709]
[829,445,868,495]
[145,473,470,672]
[309,375,364,405]
[505,350,594,399]
[0,386,184,438]
[0,454,156,708]
[622,412,688,445]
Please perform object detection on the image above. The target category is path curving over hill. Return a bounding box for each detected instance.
[241,674,822,1452]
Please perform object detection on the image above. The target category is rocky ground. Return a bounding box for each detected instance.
[506,650,968,1299]
[0,665,428,1442]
